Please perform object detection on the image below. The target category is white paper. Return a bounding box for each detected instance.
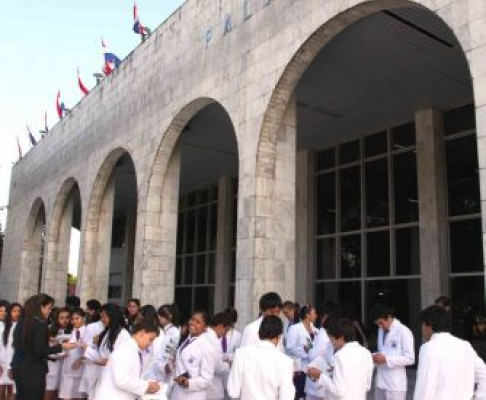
[141,383,168,400]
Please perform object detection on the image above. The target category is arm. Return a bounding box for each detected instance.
[33,321,62,359]
[111,350,149,396]
[385,329,415,368]
[413,344,439,400]
[279,357,296,400]
[227,350,242,398]
[186,346,215,392]
[318,351,347,397]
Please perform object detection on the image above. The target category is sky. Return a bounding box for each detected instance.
[0,0,186,273]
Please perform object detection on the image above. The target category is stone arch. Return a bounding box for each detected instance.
[19,197,46,302]
[43,177,82,304]
[138,97,239,306]
[79,148,138,303]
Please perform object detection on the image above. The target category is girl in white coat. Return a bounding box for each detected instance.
[45,307,72,400]
[59,308,87,400]
[285,305,318,399]
[169,310,216,400]
[0,300,9,400]
[82,303,131,399]
[0,303,22,400]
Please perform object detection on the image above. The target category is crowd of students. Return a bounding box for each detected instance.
[0,291,485,400]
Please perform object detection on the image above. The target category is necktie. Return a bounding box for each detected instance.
[180,337,193,353]
[138,351,143,376]
[383,330,389,346]
[76,330,81,341]
[221,335,228,353]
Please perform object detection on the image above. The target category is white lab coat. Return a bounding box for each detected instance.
[285,322,317,370]
[59,326,88,399]
[316,341,373,400]
[413,332,486,400]
[93,337,150,400]
[375,319,415,393]
[224,328,241,357]
[169,333,217,400]
[205,328,230,400]
[227,340,295,400]
[146,324,180,382]
[306,327,332,398]
[240,317,284,351]
[0,321,16,385]
[79,320,105,397]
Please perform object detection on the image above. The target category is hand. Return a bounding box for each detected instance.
[174,376,188,387]
[307,367,322,380]
[71,359,84,370]
[62,342,76,350]
[146,381,160,394]
[372,353,387,365]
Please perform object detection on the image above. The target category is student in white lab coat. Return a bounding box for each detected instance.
[205,312,231,400]
[370,303,415,400]
[240,292,282,348]
[170,310,217,400]
[221,307,241,400]
[307,318,373,400]
[0,300,8,400]
[282,301,298,337]
[285,305,318,399]
[46,307,72,400]
[82,303,131,399]
[93,319,161,400]
[59,308,87,400]
[227,315,295,400]
[0,303,22,400]
[413,305,486,400]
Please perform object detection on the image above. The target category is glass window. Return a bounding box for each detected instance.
[365,159,389,228]
[392,122,415,149]
[365,131,387,158]
[197,207,208,251]
[184,256,194,285]
[186,210,196,254]
[210,204,218,251]
[395,227,420,275]
[445,135,481,216]
[339,140,360,164]
[175,257,183,285]
[315,281,362,321]
[316,173,336,235]
[393,152,418,224]
[444,104,476,136]
[366,231,390,277]
[449,219,484,273]
[317,149,335,171]
[195,287,214,316]
[340,167,361,232]
[196,254,206,284]
[316,239,336,280]
[340,235,361,278]
[175,287,192,323]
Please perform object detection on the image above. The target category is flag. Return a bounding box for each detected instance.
[133,2,149,35]
[77,68,89,95]
[44,111,48,133]
[56,90,64,118]
[102,39,121,75]
[27,125,37,146]
[16,136,22,159]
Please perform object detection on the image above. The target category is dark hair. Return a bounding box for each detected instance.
[326,318,357,342]
[3,303,23,346]
[23,293,55,345]
[259,316,283,340]
[0,300,9,313]
[282,301,294,309]
[49,307,72,337]
[210,312,231,327]
[66,295,81,309]
[223,306,238,325]
[259,292,282,313]
[370,303,395,321]
[86,299,102,322]
[127,298,141,309]
[192,310,210,325]
[99,303,128,352]
[434,296,452,309]
[299,304,315,321]
[133,319,160,335]
[420,305,451,333]
[158,304,180,327]
[71,307,85,318]
[139,305,159,326]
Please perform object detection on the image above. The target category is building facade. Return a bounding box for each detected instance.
[1,0,486,332]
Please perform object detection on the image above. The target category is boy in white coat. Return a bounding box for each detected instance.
[307,318,373,400]
[413,305,486,400]
[227,315,295,400]
[371,303,415,400]
[93,320,161,400]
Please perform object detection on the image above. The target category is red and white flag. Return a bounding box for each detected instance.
[77,69,89,95]
[56,90,63,118]
[16,136,22,159]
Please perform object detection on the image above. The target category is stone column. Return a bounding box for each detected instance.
[214,176,234,311]
[415,108,448,307]
[56,196,74,303]
[124,209,136,303]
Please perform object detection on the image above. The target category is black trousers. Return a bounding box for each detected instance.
[15,364,46,400]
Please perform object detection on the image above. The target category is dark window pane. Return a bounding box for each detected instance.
[196,254,206,284]
[392,122,415,149]
[317,149,335,171]
[232,196,238,248]
[195,287,214,316]
[209,185,219,202]
[395,227,420,275]
[316,239,336,280]
[228,286,235,307]
[175,257,183,285]
[365,159,389,227]
[393,152,418,224]
[316,173,336,235]
[315,281,362,321]
[178,195,186,211]
[366,231,390,277]
[450,219,484,273]
[450,276,485,342]
[209,204,218,250]
[186,210,196,253]
[446,135,481,216]
[200,188,209,204]
[341,235,361,278]
[184,256,194,284]
[340,167,361,231]
[365,131,387,158]
[208,253,216,284]
[444,104,476,136]
[187,191,197,208]
[339,140,360,164]
[365,279,421,335]
[175,287,192,323]
[176,213,184,255]
[197,207,209,251]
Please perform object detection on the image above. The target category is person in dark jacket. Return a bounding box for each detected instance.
[13,294,72,400]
